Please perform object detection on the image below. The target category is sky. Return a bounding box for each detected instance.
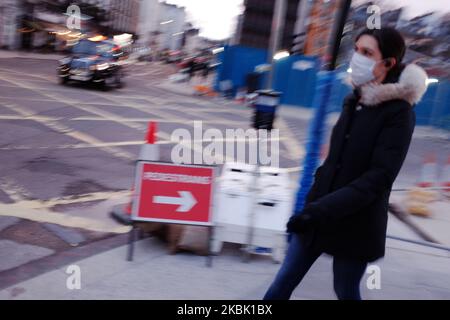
[377,0,450,18]
[166,0,449,40]
[166,0,244,40]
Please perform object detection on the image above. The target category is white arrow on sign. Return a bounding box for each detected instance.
[153,191,197,213]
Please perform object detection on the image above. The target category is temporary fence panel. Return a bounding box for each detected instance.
[274,55,319,108]
[215,45,450,131]
[214,45,268,96]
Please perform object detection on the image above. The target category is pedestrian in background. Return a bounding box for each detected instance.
[187,57,196,82]
[264,27,428,300]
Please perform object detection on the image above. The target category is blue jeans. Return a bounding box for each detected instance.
[263,234,368,300]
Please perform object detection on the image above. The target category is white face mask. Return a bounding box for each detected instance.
[349,52,378,87]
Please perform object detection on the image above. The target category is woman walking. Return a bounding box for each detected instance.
[264,27,428,300]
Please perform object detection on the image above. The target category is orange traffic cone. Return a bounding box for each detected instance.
[139,121,160,161]
[194,85,210,96]
[417,154,438,188]
[145,121,157,144]
[111,122,160,225]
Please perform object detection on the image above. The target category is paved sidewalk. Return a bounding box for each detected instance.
[389,194,450,247]
[0,214,448,300]
[157,80,197,96]
[157,72,217,97]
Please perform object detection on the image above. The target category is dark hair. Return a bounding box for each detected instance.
[356,27,406,84]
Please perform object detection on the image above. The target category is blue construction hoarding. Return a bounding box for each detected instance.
[214,45,450,131]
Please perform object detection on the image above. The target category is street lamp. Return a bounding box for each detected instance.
[273,50,290,60]
[266,0,287,89]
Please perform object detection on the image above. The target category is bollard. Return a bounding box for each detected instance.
[252,89,282,131]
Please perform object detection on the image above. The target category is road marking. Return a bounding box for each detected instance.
[0,76,52,84]
[88,92,236,163]
[0,140,145,150]
[1,102,135,161]
[104,92,250,116]
[0,68,289,165]
[0,179,132,233]
[0,73,145,131]
[0,76,150,160]
[0,66,248,116]
[0,178,33,202]
[0,67,53,82]
[14,190,131,210]
[0,135,286,151]
[87,91,196,127]
[0,93,237,115]
[0,115,61,121]
[91,90,247,133]
[0,79,276,165]
[147,99,250,116]
[70,115,248,126]
[0,75,223,163]
[0,203,131,234]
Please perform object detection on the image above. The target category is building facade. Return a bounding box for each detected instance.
[157,2,186,51]
[108,0,140,35]
[0,0,26,50]
[235,0,301,51]
[136,0,187,51]
[183,27,204,55]
[137,0,160,46]
[302,0,342,59]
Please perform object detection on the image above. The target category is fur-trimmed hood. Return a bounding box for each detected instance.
[358,64,428,107]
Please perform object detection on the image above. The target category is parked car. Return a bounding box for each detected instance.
[58,38,125,89]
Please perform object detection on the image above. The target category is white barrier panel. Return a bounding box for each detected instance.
[212,163,294,263]
[252,167,293,263]
[212,162,256,254]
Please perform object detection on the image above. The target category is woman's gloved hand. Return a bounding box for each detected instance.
[287,214,314,234]
[287,206,322,234]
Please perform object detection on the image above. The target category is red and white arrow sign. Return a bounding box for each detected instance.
[133,162,214,225]
[153,191,197,213]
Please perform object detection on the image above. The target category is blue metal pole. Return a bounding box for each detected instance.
[289,0,351,243]
[293,70,335,214]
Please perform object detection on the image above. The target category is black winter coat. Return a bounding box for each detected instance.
[301,64,428,262]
